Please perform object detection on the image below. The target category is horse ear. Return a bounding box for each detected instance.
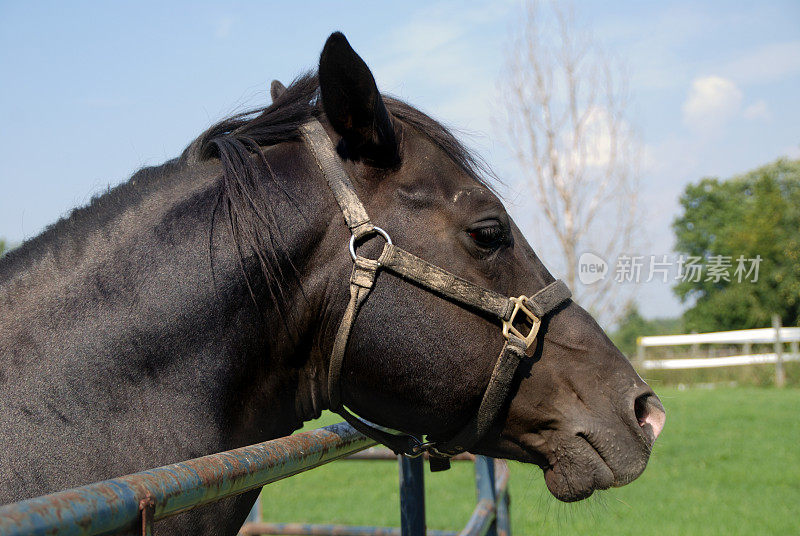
[319,32,399,166]
[270,80,286,102]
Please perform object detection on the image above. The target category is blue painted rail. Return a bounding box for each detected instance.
[0,423,510,536]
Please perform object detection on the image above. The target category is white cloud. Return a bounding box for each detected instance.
[743,99,771,121]
[374,2,510,94]
[560,106,630,169]
[785,144,800,159]
[370,1,514,160]
[582,107,614,168]
[215,16,234,39]
[723,41,800,86]
[682,76,743,133]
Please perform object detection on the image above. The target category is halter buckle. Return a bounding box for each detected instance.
[503,296,541,351]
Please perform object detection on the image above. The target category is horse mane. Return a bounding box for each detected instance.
[0,72,492,329]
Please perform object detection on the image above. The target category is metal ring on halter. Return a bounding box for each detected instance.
[406,439,452,458]
[349,226,392,262]
[407,439,436,458]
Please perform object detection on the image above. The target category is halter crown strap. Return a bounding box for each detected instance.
[300,118,571,469]
[299,120,375,239]
[300,120,419,455]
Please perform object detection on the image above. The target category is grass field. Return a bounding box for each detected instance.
[258,387,800,535]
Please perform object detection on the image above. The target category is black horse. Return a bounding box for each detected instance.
[0,33,664,535]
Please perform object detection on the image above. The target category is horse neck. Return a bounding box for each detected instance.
[0,148,333,470]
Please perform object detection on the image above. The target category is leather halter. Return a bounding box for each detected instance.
[300,119,571,471]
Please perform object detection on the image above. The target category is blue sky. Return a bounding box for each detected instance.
[1,1,798,319]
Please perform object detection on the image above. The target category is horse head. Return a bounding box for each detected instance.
[305,33,665,502]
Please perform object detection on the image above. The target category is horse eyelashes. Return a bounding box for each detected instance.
[468,224,507,249]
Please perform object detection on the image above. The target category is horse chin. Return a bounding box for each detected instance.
[541,436,616,502]
[512,431,648,503]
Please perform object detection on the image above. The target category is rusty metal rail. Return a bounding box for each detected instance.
[0,423,375,536]
[0,425,511,536]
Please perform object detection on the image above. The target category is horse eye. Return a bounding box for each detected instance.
[467,222,507,249]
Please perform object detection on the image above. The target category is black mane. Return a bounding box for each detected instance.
[0,73,491,295]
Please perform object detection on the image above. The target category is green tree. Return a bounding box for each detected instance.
[610,303,683,357]
[673,158,800,331]
[611,305,648,356]
[0,238,6,257]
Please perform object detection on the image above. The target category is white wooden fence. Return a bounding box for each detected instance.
[635,322,800,386]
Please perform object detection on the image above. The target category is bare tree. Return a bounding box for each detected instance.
[500,0,641,324]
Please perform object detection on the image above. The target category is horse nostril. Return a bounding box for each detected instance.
[634,393,666,442]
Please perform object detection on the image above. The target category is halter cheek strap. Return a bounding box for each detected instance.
[300,119,571,471]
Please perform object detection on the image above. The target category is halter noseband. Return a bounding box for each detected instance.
[300,119,571,471]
